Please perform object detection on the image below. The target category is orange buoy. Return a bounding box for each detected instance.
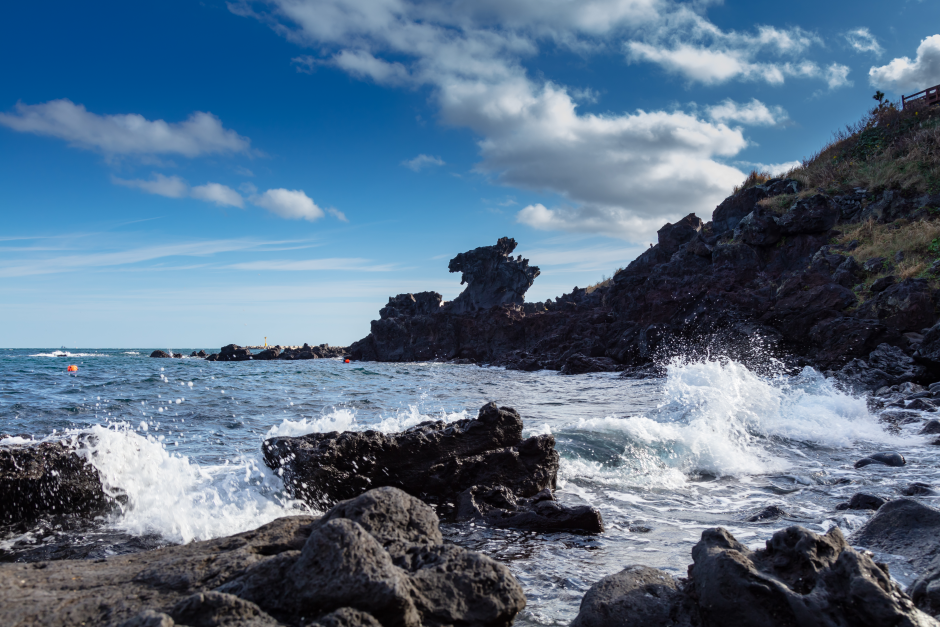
[344,359,351,363]
[67,365,78,372]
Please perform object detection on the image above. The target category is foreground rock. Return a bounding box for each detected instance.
[0,487,526,627]
[0,441,111,528]
[457,486,603,533]
[572,525,938,627]
[264,402,601,532]
[852,498,940,573]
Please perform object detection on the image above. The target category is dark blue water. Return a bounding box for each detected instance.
[2,348,938,625]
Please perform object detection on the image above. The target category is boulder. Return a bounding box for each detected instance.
[776,194,840,235]
[921,420,940,435]
[560,353,620,375]
[734,208,781,246]
[263,403,559,516]
[852,498,940,573]
[570,565,696,627]
[901,483,939,497]
[218,344,252,362]
[0,487,526,627]
[911,557,940,621]
[835,493,887,511]
[836,344,925,391]
[858,279,937,333]
[746,505,789,522]
[446,238,540,314]
[254,347,281,361]
[872,276,897,293]
[456,486,603,533]
[855,451,906,468]
[657,214,703,255]
[150,350,170,358]
[0,440,111,526]
[712,185,768,233]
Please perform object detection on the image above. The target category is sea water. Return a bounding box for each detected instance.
[2,348,938,625]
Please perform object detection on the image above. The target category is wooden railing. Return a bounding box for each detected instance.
[902,84,940,110]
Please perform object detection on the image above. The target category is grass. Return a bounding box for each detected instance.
[585,268,623,293]
[785,101,940,195]
[835,217,940,282]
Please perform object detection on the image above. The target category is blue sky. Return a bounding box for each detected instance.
[2,0,939,348]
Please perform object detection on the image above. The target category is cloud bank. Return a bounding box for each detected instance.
[870,35,940,93]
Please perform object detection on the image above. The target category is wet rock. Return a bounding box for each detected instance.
[921,420,940,434]
[457,486,603,533]
[902,483,939,497]
[746,505,789,521]
[689,525,935,627]
[570,565,696,627]
[852,498,940,573]
[855,451,907,468]
[253,347,281,361]
[218,344,253,362]
[446,237,539,314]
[0,440,111,526]
[263,402,559,512]
[835,493,887,511]
[560,353,620,375]
[909,398,938,411]
[0,487,525,627]
[150,350,171,358]
[911,557,940,621]
[196,349,207,357]
[836,344,925,391]
[205,353,220,361]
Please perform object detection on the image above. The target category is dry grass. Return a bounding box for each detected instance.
[733,170,772,194]
[757,189,818,214]
[836,217,940,282]
[785,101,940,195]
[585,268,624,293]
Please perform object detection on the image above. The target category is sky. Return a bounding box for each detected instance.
[2,0,939,348]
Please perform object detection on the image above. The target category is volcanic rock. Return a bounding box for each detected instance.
[0,487,525,627]
[570,565,697,627]
[855,451,906,468]
[835,493,887,511]
[852,498,940,573]
[456,486,603,533]
[921,420,940,434]
[263,402,559,516]
[901,483,939,497]
[150,350,170,358]
[746,504,789,521]
[218,344,253,362]
[0,440,111,527]
[254,347,281,360]
[446,237,539,314]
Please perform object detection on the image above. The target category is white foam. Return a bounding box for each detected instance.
[30,351,105,357]
[73,424,308,544]
[265,409,358,439]
[567,358,905,484]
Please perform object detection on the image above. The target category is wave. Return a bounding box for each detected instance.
[265,405,470,439]
[562,358,905,487]
[30,351,107,357]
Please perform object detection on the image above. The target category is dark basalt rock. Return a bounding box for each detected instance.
[855,451,906,468]
[911,557,940,621]
[835,493,887,511]
[746,504,789,522]
[902,483,939,497]
[852,498,940,573]
[150,350,170,358]
[263,402,559,517]
[218,344,253,362]
[0,441,111,526]
[835,344,926,392]
[456,486,603,533]
[571,524,936,627]
[0,487,526,627]
[775,193,839,235]
[872,275,898,293]
[921,420,940,435]
[446,237,539,314]
[254,347,281,361]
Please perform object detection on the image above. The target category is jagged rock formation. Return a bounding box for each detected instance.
[263,402,601,533]
[571,524,939,627]
[447,237,540,314]
[348,180,940,383]
[0,441,112,527]
[200,343,348,362]
[0,487,526,627]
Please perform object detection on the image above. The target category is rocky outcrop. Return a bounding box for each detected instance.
[263,403,597,532]
[0,440,111,527]
[446,237,539,314]
[0,487,526,627]
[852,498,940,574]
[347,181,940,383]
[571,525,938,627]
[150,350,170,358]
[203,343,348,362]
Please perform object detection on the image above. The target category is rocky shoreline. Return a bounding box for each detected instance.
[150,344,349,362]
[345,183,940,388]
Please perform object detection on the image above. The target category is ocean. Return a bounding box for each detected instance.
[1,348,937,625]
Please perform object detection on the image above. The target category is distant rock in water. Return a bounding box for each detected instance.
[571,525,936,627]
[150,350,170,358]
[263,402,600,533]
[0,487,526,627]
[0,440,111,526]
[855,451,906,468]
[835,493,887,511]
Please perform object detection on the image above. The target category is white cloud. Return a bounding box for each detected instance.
[824,63,852,89]
[845,28,883,56]
[113,174,244,208]
[707,98,788,126]
[736,160,801,177]
[870,34,940,93]
[112,173,189,198]
[191,182,245,207]
[251,188,325,221]
[402,154,446,171]
[0,99,251,157]
[326,207,349,222]
[232,0,844,240]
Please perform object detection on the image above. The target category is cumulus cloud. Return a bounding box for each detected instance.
[735,160,802,176]
[845,28,883,56]
[707,99,788,126]
[870,35,940,93]
[402,154,446,171]
[231,0,846,240]
[824,63,852,89]
[0,99,251,157]
[113,174,244,207]
[251,188,325,221]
